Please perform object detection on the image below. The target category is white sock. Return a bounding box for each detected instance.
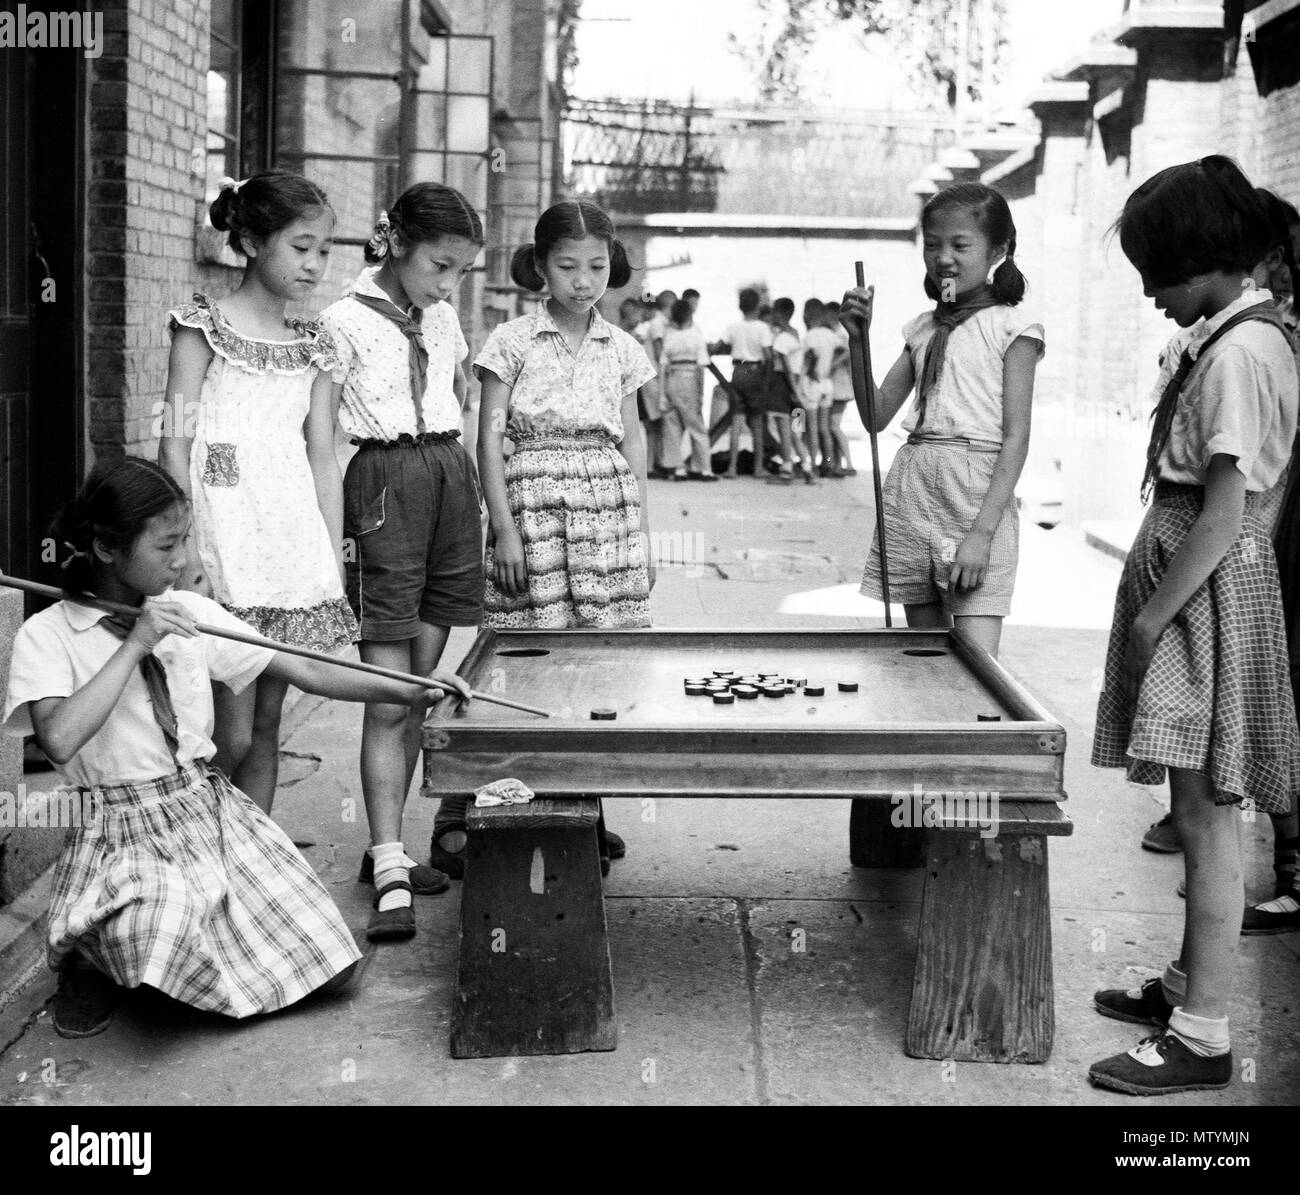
[369,841,414,912]
[1160,960,1187,1006]
[1168,1007,1231,1057]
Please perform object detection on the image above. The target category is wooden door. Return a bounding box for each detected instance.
[0,43,84,600]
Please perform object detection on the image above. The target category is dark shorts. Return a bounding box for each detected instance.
[344,434,484,641]
[730,361,767,417]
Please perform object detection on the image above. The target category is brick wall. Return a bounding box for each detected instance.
[87,0,239,464]
[1249,11,1300,201]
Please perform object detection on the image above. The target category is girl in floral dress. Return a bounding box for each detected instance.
[159,170,357,813]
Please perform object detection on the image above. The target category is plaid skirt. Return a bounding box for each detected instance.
[46,763,361,1016]
[1092,482,1300,814]
[484,431,652,629]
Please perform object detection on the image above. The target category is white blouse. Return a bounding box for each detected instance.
[320,266,468,440]
[3,590,274,788]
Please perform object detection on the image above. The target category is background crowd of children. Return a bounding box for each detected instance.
[618,286,858,483]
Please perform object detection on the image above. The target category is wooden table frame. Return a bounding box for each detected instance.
[424,627,1071,1062]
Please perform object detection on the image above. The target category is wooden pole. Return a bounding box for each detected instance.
[847,261,893,626]
[0,574,553,718]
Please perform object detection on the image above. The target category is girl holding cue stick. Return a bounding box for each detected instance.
[0,573,550,718]
[840,184,1042,658]
[0,459,478,1037]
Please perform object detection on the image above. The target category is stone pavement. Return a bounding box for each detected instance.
[2,445,1298,1106]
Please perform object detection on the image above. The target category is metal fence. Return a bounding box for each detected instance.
[563,97,956,217]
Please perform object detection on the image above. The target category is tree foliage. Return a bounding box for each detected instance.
[729,0,1009,110]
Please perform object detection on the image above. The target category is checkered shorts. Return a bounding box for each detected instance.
[1092,482,1300,814]
[859,437,1018,616]
[46,764,360,1016]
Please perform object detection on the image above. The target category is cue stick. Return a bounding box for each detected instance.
[0,574,553,718]
[848,260,893,627]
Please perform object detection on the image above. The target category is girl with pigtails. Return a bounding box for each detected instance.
[428,200,655,878]
[840,181,1043,657]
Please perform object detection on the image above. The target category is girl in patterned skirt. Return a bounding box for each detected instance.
[478,200,655,626]
[159,170,357,813]
[1089,157,1300,1096]
[1,459,469,1037]
[427,201,654,879]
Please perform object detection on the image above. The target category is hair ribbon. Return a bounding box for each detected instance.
[367,211,391,260]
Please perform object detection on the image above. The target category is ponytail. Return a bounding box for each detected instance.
[608,239,632,289]
[991,234,1027,304]
[369,182,485,266]
[510,243,546,291]
[208,170,331,257]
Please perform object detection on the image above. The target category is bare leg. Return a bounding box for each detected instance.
[774,415,793,474]
[405,621,450,793]
[903,601,950,629]
[816,406,833,471]
[953,613,1004,658]
[830,402,853,471]
[726,413,744,476]
[359,638,418,846]
[748,413,767,474]
[1170,767,1242,1021]
[211,681,254,780]
[232,673,291,813]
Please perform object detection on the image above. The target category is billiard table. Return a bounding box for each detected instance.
[423,627,1071,1062]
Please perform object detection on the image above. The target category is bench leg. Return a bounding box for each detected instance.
[906,832,1054,1063]
[849,797,925,867]
[451,821,616,1058]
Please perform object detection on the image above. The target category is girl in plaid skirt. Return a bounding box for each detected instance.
[1088,158,1300,1096]
[2,459,469,1037]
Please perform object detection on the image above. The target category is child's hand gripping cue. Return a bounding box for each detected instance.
[417,666,473,714]
[839,285,875,338]
[126,601,200,654]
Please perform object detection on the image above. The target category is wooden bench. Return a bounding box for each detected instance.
[449,791,1070,1063]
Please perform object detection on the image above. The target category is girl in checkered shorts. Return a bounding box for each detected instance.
[1089,157,1300,1096]
[840,182,1043,657]
[2,459,469,1037]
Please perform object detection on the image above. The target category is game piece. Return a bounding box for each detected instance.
[590,708,617,720]
[685,684,708,696]
[838,681,859,692]
[733,685,759,699]
[804,684,825,696]
[712,691,735,704]
[761,685,786,698]
[977,713,1002,722]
